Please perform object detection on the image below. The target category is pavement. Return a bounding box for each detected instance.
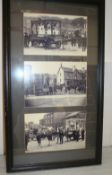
[25,94,87,107]
[24,43,87,56]
[26,138,85,153]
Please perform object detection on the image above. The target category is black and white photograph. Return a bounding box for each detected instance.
[25,111,86,153]
[24,61,87,108]
[24,13,87,56]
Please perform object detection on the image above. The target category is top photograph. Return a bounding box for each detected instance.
[23,13,87,56]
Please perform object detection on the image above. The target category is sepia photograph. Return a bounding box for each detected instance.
[24,13,87,56]
[24,61,87,108]
[24,111,86,153]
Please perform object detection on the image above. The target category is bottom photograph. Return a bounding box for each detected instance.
[24,111,86,153]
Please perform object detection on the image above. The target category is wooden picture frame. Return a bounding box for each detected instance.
[3,0,105,172]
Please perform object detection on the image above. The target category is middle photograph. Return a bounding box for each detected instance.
[24,61,87,108]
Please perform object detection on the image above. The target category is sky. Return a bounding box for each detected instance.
[24,61,87,75]
[24,13,87,20]
[25,113,47,124]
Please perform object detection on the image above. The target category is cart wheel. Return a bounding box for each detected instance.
[43,42,46,48]
[56,41,61,48]
[43,42,50,49]
[33,41,39,47]
[28,41,32,47]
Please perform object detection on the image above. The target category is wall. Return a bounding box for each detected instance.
[0,0,112,155]
[103,0,112,146]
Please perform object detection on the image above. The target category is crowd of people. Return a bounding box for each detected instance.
[25,127,85,151]
[25,80,86,97]
[46,81,86,95]
[24,30,87,50]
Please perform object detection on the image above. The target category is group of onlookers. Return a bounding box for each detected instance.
[24,27,87,51]
[25,128,85,151]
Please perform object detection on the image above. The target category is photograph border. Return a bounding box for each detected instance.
[23,12,88,56]
[24,111,87,153]
[24,61,87,108]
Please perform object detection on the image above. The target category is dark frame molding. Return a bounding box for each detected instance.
[3,0,105,172]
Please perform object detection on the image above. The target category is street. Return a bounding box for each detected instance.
[25,94,87,107]
[26,138,85,153]
[24,42,87,56]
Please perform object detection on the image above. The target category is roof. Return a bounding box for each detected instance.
[66,112,79,118]
[65,112,85,119]
[62,67,73,73]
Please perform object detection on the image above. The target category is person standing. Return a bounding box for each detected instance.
[25,130,29,151]
[59,128,64,144]
[47,129,52,146]
[76,129,79,142]
[36,131,42,147]
[24,32,29,47]
[56,127,60,144]
[81,129,85,140]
